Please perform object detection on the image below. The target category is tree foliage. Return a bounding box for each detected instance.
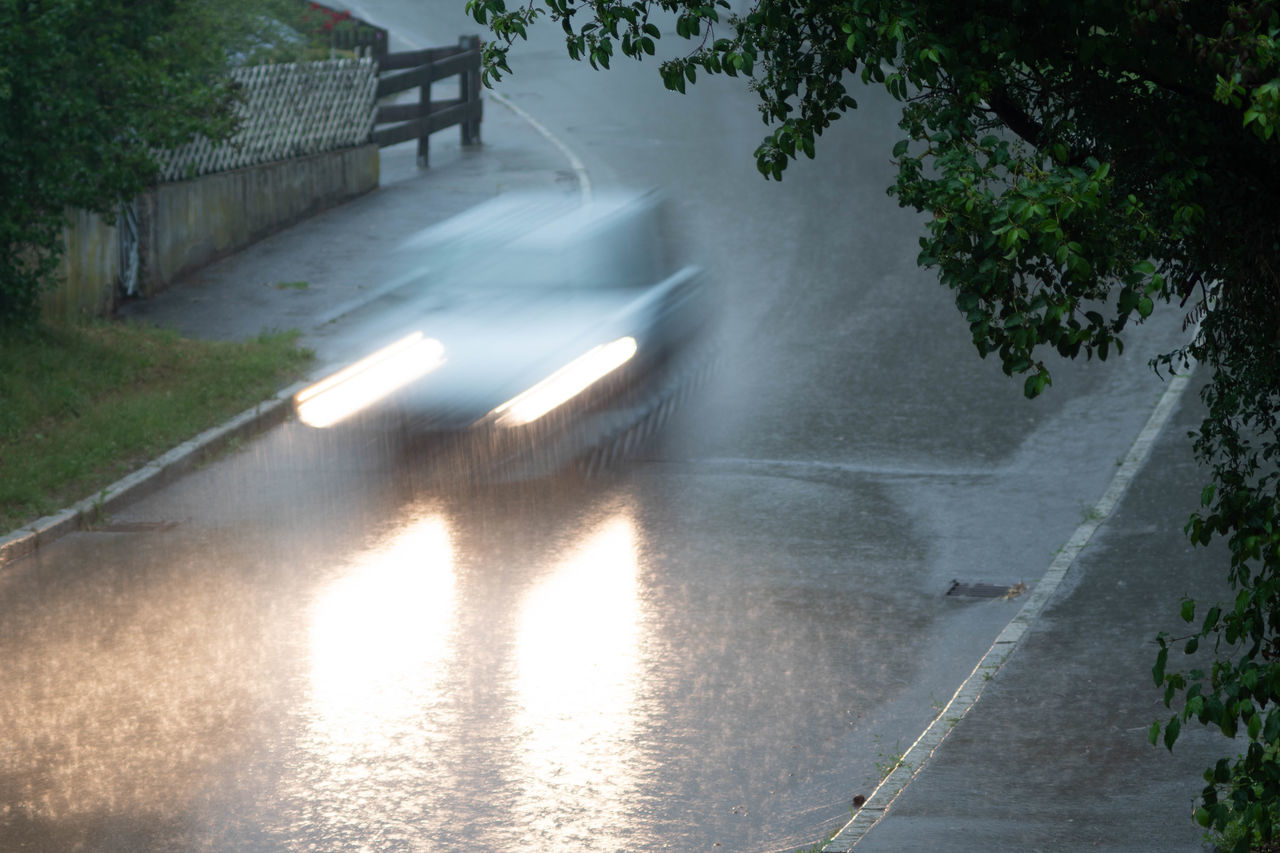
[0,0,311,329]
[468,0,1280,846]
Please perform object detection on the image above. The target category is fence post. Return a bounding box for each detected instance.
[459,34,482,147]
[417,65,432,168]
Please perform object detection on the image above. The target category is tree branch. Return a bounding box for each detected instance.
[985,88,1044,148]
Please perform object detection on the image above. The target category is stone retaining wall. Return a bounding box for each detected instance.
[44,143,379,321]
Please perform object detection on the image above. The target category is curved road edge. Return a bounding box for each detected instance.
[0,380,308,569]
[820,362,1198,851]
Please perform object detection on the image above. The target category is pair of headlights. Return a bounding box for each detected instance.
[295,332,639,430]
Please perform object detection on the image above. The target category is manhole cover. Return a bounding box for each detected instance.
[94,520,179,533]
[947,580,1027,599]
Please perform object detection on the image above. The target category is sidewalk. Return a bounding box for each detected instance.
[838,380,1233,852]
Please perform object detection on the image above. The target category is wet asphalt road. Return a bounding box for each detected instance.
[0,4,1196,851]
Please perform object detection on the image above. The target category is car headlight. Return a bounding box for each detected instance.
[295,332,446,428]
[489,336,637,427]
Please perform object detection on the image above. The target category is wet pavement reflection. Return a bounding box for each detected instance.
[512,514,648,850]
[0,418,946,852]
[0,12,1198,847]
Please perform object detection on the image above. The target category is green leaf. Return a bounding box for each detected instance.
[1181,599,1195,623]
[1163,715,1180,750]
[1023,370,1050,398]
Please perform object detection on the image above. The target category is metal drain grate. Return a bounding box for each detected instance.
[93,520,180,533]
[947,580,1026,598]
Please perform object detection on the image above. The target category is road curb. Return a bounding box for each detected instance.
[0,379,309,571]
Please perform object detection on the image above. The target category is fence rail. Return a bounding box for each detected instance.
[373,35,482,166]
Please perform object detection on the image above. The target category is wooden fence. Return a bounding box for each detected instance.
[154,58,378,182]
[373,35,483,167]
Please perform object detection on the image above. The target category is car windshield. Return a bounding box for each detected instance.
[401,192,670,293]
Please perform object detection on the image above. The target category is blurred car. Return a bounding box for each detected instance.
[292,190,712,480]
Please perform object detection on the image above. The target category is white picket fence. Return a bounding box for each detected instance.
[154,57,378,183]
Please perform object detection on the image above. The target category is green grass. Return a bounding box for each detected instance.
[0,320,312,533]
[875,750,907,780]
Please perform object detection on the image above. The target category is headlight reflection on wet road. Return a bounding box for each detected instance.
[287,506,653,851]
[514,512,649,849]
[284,513,461,849]
[307,515,457,753]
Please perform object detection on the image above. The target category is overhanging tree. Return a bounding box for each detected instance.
[467,0,1280,847]
[0,0,312,329]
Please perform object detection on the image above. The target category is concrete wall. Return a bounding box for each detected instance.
[137,144,379,296]
[43,143,379,322]
[42,209,120,322]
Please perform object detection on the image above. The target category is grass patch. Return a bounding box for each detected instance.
[0,320,312,533]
